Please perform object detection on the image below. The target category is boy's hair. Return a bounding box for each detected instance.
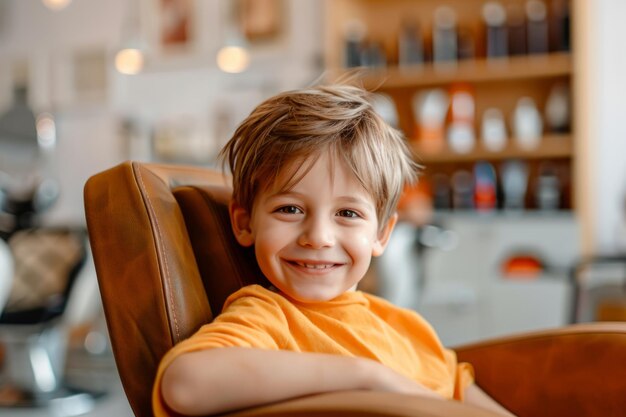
[219,84,419,229]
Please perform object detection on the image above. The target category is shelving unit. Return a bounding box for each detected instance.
[415,133,572,164]
[324,0,575,212]
[328,52,572,89]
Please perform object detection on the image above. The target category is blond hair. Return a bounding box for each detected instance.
[219,84,419,229]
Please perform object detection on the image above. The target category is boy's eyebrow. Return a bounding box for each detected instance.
[268,191,374,208]
[336,196,375,208]
[265,190,306,199]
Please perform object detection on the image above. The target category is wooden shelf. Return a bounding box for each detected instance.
[329,53,572,90]
[325,0,576,211]
[412,134,573,164]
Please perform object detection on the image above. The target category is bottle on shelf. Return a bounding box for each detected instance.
[526,0,549,55]
[398,21,424,68]
[549,0,571,52]
[534,162,562,210]
[474,161,498,212]
[507,3,527,55]
[412,89,449,153]
[452,170,475,210]
[432,173,452,210]
[483,1,508,58]
[433,6,458,65]
[481,108,508,152]
[501,160,529,210]
[361,41,387,68]
[343,19,366,68]
[447,84,476,154]
[512,96,543,150]
[544,82,571,133]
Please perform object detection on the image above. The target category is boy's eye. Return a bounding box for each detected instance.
[337,209,360,218]
[276,205,303,215]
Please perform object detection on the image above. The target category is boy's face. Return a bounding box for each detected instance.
[230,152,397,302]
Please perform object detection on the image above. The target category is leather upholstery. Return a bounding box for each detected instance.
[174,185,269,318]
[85,161,626,417]
[85,162,218,416]
[456,322,626,417]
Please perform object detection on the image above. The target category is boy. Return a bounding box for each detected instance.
[152,85,514,416]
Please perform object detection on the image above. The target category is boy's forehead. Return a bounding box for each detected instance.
[267,152,335,190]
[259,152,372,200]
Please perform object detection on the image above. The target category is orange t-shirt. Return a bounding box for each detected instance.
[152,285,474,416]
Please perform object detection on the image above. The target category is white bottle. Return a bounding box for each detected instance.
[512,97,542,150]
[481,107,507,151]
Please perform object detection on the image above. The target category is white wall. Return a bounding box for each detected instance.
[592,0,626,253]
[0,0,323,226]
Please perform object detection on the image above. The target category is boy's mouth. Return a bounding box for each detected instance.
[286,260,343,270]
[292,261,336,269]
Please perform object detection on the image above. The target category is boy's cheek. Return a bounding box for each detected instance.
[351,234,373,248]
[256,223,294,241]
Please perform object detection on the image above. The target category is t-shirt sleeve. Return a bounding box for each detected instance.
[444,348,475,402]
[152,290,289,417]
[363,293,475,401]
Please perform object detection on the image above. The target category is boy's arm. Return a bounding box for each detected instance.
[161,347,442,415]
[464,384,517,417]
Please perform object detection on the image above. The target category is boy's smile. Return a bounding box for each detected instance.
[230,151,397,302]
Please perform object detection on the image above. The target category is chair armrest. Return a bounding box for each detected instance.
[454,322,626,417]
[221,391,503,417]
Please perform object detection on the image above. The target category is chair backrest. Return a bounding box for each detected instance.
[84,161,268,417]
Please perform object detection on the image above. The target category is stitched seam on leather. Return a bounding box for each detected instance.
[134,163,180,341]
[192,186,245,289]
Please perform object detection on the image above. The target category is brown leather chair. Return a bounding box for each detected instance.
[84,161,626,417]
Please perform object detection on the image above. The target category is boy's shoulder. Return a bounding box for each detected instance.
[223,284,284,308]
[359,291,402,310]
[359,291,428,323]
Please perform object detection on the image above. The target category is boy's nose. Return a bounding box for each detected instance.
[297,216,335,248]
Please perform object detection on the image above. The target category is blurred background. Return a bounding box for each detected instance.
[0,0,625,415]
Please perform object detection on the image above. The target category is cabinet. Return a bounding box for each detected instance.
[324,0,574,212]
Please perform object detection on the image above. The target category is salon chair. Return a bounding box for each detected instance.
[0,90,93,406]
[84,161,626,417]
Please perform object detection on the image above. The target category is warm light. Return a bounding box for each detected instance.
[216,46,250,74]
[115,48,144,75]
[42,0,71,11]
[36,113,56,149]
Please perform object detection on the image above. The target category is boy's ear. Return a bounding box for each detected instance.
[372,213,398,257]
[229,200,255,247]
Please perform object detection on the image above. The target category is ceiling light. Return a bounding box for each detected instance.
[115,48,144,75]
[42,0,71,11]
[216,45,250,74]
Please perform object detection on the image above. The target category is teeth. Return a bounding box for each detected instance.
[296,261,334,269]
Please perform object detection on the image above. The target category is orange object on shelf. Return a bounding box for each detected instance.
[397,180,433,226]
[415,124,446,154]
[447,83,475,125]
[501,254,544,279]
[412,89,449,154]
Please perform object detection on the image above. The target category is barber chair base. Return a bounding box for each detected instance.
[0,321,106,415]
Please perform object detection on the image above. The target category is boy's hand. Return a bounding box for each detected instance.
[360,358,443,399]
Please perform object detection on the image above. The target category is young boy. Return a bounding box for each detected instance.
[152,85,514,416]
